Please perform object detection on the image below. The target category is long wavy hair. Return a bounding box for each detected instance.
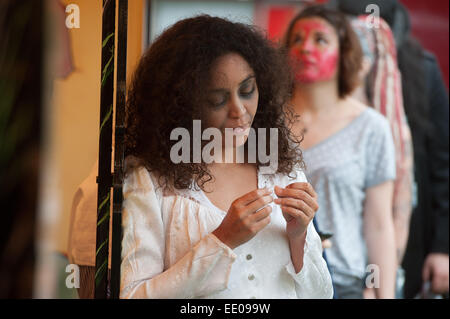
[125,15,303,191]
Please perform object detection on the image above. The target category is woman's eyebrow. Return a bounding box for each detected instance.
[208,75,256,93]
[208,88,228,94]
[315,30,331,37]
[240,75,256,85]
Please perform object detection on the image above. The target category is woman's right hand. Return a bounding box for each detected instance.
[212,188,274,249]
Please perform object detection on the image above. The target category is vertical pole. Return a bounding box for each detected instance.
[95,0,116,299]
[110,0,128,300]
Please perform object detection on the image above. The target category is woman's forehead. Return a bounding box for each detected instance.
[209,53,255,86]
[292,17,335,35]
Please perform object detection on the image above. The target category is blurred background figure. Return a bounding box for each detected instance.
[329,0,449,299]
[283,5,397,298]
[348,15,414,298]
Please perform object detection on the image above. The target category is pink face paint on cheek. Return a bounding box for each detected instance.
[314,48,339,81]
[291,46,338,83]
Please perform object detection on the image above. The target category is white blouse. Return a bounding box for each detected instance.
[120,158,333,299]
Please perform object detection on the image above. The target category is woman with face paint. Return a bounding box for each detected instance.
[118,15,333,299]
[283,5,397,298]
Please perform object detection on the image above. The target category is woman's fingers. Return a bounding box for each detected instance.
[280,205,309,223]
[286,182,317,199]
[234,188,272,207]
[274,197,314,218]
[249,205,272,223]
[217,188,273,249]
[282,210,293,222]
[251,214,272,233]
[274,185,318,212]
[220,184,318,248]
[245,194,273,215]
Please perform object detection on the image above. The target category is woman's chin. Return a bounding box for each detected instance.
[220,134,249,161]
[235,135,249,148]
[296,74,319,84]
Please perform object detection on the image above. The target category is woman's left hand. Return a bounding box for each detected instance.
[274,183,319,239]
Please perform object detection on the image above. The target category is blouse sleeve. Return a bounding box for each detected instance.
[120,165,237,299]
[283,170,334,299]
[285,221,334,299]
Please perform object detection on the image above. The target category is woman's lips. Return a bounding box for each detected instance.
[300,58,316,66]
[230,123,251,135]
[233,127,247,134]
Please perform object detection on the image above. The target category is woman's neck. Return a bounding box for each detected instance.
[207,161,254,174]
[202,161,257,194]
[351,83,370,106]
[291,80,340,116]
[207,144,248,164]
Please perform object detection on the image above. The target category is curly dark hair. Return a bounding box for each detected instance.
[125,15,303,191]
[283,5,363,98]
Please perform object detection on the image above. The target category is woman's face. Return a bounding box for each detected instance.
[288,17,339,84]
[204,53,259,149]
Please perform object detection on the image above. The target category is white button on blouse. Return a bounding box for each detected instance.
[120,157,333,299]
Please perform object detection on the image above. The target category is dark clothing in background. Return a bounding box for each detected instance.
[333,279,364,299]
[402,52,449,298]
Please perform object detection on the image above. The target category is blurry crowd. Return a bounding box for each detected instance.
[307,0,449,298]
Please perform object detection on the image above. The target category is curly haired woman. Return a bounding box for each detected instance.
[120,15,333,299]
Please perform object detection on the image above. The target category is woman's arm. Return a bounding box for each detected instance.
[286,221,334,299]
[120,166,236,299]
[288,232,307,273]
[275,180,333,299]
[363,180,397,299]
[392,121,414,263]
[274,182,316,273]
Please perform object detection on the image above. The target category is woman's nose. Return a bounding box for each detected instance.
[228,95,246,118]
[300,37,314,53]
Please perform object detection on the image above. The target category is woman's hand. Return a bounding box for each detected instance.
[274,183,319,239]
[423,253,449,294]
[212,188,274,249]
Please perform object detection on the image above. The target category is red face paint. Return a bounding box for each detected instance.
[288,18,339,84]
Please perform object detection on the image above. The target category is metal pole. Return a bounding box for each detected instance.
[95,0,116,299]
[110,0,128,300]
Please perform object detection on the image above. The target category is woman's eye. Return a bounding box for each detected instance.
[240,84,255,97]
[292,35,303,45]
[208,94,227,108]
[316,36,328,45]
